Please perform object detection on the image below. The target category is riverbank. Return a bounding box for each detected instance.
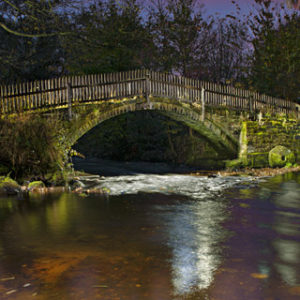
[218,165,300,177]
[192,165,300,178]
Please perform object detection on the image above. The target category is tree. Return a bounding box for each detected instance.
[0,0,73,82]
[0,0,72,37]
[148,0,211,76]
[247,0,300,101]
[0,28,65,83]
[202,16,249,84]
[64,0,152,74]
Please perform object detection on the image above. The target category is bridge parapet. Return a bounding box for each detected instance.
[0,70,298,118]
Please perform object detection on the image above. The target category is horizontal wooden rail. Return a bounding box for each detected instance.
[0,69,298,116]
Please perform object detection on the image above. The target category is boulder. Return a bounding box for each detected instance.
[0,177,21,195]
[28,181,46,192]
[268,145,295,168]
[70,180,85,191]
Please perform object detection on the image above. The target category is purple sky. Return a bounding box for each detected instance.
[201,0,287,16]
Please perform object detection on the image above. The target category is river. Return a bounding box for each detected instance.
[0,164,299,299]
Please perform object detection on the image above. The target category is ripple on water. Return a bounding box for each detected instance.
[86,174,257,200]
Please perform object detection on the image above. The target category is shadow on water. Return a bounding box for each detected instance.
[72,157,199,176]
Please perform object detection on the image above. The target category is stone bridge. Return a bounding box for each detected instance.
[1,70,299,168]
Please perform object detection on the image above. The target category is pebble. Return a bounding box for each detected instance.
[0,276,15,281]
[6,289,17,295]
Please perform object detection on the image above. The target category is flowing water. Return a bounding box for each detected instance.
[0,169,300,299]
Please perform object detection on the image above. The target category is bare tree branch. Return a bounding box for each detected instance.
[0,21,70,38]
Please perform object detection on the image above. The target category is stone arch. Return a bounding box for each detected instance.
[66,97,239,159]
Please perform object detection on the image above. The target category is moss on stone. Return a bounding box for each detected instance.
[28,181,46,191]
[0,176,18,186]
[225,159,244,169]
[257,131,265,136]
[239,122,248,165]
[271,120,282,126]
[268,145,295,168]
[247,152,269,168]
[0,176,21,195]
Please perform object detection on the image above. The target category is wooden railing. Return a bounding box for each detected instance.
[0,69,298,115]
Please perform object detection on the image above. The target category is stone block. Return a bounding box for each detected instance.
[268,145,295,168]
[247,153,269,168]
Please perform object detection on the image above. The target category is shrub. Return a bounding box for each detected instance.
[0,114,68,180]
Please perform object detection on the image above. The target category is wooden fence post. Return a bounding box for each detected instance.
[201,87,205,121]
[145,71,150,104]
[249,94,254,115]
[67,82,73,120]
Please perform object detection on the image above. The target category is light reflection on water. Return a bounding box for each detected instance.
[0,172,299,299]
[210,172,300,300]
[165,200,228,294]
[273,180,300,286]
[94,174,247,294]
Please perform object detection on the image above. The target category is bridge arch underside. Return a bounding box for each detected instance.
[67,97,239,168]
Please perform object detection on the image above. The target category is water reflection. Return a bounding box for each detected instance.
[273,180,300,286]
[274,239,300,285]
[0,172,299,299]
[165,199,229,295]
[208,172,300,300]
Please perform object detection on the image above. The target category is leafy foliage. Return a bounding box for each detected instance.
[203,17,249,84]
[247,0,300,101]
[147,0,209,76]
[0,115,67,180]
[64,0,152,74]
[0,0,71,83]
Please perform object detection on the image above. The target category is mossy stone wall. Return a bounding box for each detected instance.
[241,117,300,168]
